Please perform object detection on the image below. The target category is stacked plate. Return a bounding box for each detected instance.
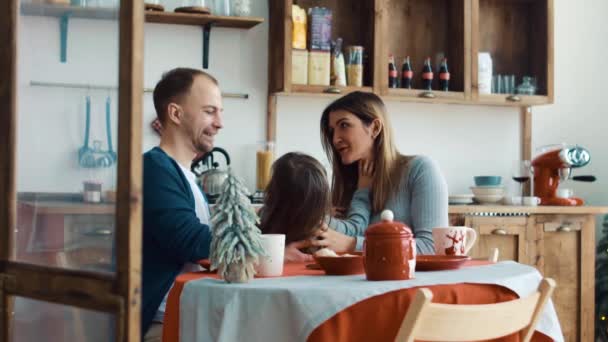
[471,186,505,204]
[449,194,474,205]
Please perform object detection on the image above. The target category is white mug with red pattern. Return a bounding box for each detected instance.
[432,227,478,256]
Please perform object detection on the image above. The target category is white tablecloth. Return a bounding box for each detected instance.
[180,261,563,342]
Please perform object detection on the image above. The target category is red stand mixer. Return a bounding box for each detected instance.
[532,145,596,206]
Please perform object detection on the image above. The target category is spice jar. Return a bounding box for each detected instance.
[363,210,416,281]
[83,181,102,203]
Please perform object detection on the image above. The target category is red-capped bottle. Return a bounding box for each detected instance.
[400,56,413,89]
[388,54,398,88]
[438,58,450,91]
[421,57,433,90]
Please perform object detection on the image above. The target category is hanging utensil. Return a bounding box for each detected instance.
[78,96,97,168]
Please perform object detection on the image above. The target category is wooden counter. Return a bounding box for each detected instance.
[449,205,608,342]
[449,205,608,215]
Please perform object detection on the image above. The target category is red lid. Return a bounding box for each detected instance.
[365,210,413,237]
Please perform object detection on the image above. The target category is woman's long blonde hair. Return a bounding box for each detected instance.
[320,91,409,214]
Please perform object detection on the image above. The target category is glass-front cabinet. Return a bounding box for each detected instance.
[1,0,142,340]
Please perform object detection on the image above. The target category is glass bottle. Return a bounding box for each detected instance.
[400,56,413,89]
[388,55,398,88]
[438,58,450,91]
[421,57,433,91]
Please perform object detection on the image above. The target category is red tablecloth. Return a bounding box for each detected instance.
[163,261,552,342]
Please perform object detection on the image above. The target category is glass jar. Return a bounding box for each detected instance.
[232,0,250,16]
[516,76,536,95]
[255,141,274,192]
[211,0,230,16]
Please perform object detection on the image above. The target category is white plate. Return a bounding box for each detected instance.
[449,194,474,205]
[473,194,504,204]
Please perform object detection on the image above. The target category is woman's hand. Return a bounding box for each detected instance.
[311,224,357,253]
[284,240,314,263]
[357,159,374,189]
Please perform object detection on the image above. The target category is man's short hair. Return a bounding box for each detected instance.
[153,68,218,123]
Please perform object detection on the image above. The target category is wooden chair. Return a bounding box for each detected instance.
[473,247,500,263]
[395,278,556,342]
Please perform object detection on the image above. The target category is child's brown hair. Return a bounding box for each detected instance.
[259,152,330,244]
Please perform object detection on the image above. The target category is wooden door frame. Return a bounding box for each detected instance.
[0,0,143,340]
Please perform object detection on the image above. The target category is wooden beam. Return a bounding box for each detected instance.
[470,0,479,100]
[116,0,144,340]
[546,0,554,103]
[580,215,595,341]
[520,106,532,196]
[266,94,277,142]
[0,0,18,339]
[373,0,387,95]
[2,261,119,312]
[464,0,472,100]
[0,0,17,265]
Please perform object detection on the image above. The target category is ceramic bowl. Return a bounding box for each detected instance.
[473,194,504,204]
[470,186,505,196]
[474,176,502,186]
[314,252,364,275]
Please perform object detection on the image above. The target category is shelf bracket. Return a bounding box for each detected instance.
[59,12,71,63]
[202,23,213,69]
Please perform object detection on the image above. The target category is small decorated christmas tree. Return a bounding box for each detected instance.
[596,214,608,341]
[209,168,265,283]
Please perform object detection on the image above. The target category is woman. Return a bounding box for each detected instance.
[317,91,448,254]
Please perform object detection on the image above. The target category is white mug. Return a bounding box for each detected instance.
[255,234,285,277]
[522,196,541,206]
[432,227,477,256]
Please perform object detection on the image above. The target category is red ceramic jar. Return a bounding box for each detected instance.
[363,210,416,281]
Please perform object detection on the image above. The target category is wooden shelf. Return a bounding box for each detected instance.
[145,11,263,29]
[21,3,264,28]
[476,93,551,107]
[269,0,553,107]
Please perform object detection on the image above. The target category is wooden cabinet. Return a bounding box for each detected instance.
[471,0,554,106]
[534,214,594,342]
[449,206,606,342]
[465,216,528,263]
[269,0,553,106]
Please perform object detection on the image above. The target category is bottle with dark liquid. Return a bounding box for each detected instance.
[438,58,450,91]
[401,56,413,89]
[388,54,398,88]
[421,57,433,90]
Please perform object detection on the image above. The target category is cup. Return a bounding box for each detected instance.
[503,196,522,205]
[432,227,477,256]
[522,196,541,206]
[556,188,573,199]
[255,234,285,277]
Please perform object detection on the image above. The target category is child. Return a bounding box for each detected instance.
[259,152,330,246]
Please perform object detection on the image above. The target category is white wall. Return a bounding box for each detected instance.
[17,0,268,193]
[16,0,608,230]
[533,0,608,237]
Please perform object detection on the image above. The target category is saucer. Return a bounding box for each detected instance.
[416,255,471,271]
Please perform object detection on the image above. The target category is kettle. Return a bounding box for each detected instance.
[192,147,231,197]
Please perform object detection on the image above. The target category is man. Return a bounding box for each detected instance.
[142,68,223,341]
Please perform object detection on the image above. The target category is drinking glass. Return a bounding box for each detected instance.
[512,160,531,201]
